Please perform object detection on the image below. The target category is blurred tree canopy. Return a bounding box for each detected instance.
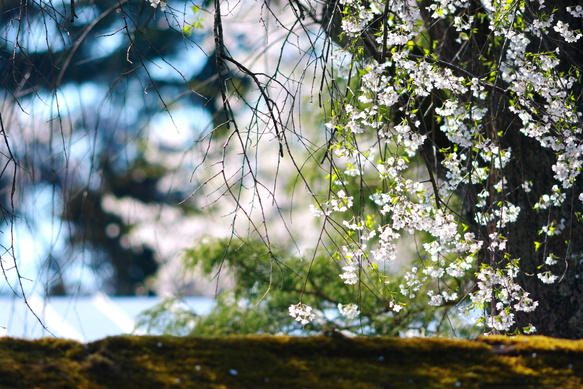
[1,0,232,295]
[134,236,477,337]
[0,0,332,299]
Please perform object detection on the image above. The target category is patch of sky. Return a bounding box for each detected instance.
[60,250,109,295]
[22,82,108,123]
[63,82,109,115]
[72,5,101,25]
[17,12,69,53]
[86,21,126,60]
[66,130,101,188]
[97,79,148,128]
[149,104,213,149]
[147,45,208,83]
[0,20,18,51]
[6,186,67,295]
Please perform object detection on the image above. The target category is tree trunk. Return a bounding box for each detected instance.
[423,0,583,338]
[322,0,583,338]
[425,0,583,338]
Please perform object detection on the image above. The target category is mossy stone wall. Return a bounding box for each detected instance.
[1,335,582,388]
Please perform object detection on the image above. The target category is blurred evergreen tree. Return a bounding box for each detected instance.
[0,0,248,295]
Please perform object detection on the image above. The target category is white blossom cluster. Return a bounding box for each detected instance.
[434,100,485,148]
[310,190,354,217]
[537,272,559,284]
[428,0,469,18]
[288,303,316,325]
[534,185,566,210]
[294,0,583,332]
[339,244,365,284]
[554,21,582,43]
[146,0,167,11]
[472,265,538,332]
[500,24,583,191]
[339,261,359,284]
[338,0,375,37]
[338,303,360,319]
[567,5,583,17]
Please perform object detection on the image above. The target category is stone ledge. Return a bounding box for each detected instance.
[1,335,582,388]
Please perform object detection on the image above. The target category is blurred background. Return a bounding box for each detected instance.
[0,0,330,339]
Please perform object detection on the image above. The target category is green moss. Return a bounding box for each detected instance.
[0,335,582,388]
[0,338,89,388]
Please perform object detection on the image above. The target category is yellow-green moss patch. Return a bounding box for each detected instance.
[0,335,582,388]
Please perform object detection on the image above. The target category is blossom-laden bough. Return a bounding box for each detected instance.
[287,0,583,337]
[142,0,583,338]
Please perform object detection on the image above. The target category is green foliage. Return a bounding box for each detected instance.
[135,237,480,337]
[183,5,205,34]
[2,335,583,388]
[134,297,199,336]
